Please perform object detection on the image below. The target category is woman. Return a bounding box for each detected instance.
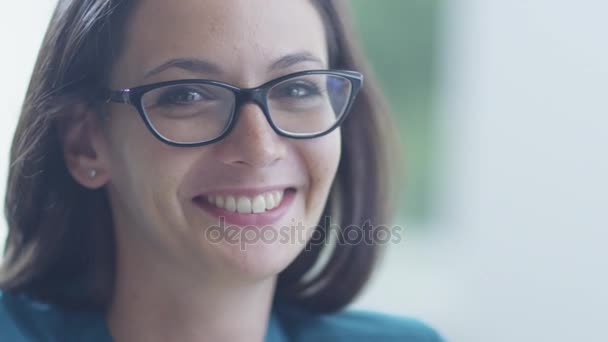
[0,0,443,341]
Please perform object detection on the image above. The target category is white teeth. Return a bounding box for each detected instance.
[224,196,237,212]
[252,195,266,213]
[205,189,288,214]
[264,192,275,210]
[237,197,252,214]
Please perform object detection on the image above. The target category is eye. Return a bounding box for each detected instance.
[156,86,217,106]
[273,81,322,99]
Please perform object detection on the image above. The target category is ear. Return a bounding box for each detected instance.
[61,105,112,189]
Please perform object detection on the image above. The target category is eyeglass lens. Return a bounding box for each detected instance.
[140,74,353,143]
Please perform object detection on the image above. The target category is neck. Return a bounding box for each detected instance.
[106,237,277,342]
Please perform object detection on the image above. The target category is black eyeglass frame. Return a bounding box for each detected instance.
[103,69,363,147]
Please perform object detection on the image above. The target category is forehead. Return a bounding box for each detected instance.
[111,0,329,87]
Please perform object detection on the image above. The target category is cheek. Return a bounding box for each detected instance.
[105,112,194,226]
[299,130,342,215]
[315,129,342,180]
[107,107,189,177]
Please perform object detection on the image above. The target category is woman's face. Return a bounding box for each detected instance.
[97,0,340,280]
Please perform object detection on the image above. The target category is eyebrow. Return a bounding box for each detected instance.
[143,51,325,80]
[269,51,325,71]
[143,58,222,80]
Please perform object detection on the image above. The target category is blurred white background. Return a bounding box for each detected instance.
[1,1,607,341]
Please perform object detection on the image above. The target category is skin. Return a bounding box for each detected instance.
[63,0,341,341]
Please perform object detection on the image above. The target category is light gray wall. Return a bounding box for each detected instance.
[0,1,58,243]
[432,0,608,340]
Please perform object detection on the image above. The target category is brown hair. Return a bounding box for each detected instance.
[1,0,398,313]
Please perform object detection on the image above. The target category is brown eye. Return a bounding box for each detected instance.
[156,86,217,106]
[271,81,321,99]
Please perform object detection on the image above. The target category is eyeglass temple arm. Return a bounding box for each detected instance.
[104,89,132,104]
[338,70,363,79]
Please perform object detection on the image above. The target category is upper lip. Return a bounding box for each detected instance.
[193,185,297,199]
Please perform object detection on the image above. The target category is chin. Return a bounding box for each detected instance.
[210,236,307,281]
[182,188,316,280]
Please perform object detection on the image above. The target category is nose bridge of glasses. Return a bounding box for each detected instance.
[232,88,275,133]
[225,92,283,151]
[235,87,267,114]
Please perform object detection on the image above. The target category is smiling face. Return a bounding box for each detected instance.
[88,0,341,281]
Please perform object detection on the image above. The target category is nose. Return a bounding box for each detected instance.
[215,102,286,168]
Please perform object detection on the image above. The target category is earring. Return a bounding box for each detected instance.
[89,169,97,178]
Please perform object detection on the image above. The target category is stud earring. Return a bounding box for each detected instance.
[89,169,97,178]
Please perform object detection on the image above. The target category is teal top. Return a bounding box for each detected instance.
[0,290,444,341]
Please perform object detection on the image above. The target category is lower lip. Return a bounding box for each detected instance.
[193,189,297,226]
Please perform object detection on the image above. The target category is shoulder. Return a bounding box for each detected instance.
[275,303,445,342]
[0,290,110,341]
[0,290,25,340]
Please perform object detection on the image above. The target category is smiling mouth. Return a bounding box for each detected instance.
[193,188,297,214]
[192,188,297,226]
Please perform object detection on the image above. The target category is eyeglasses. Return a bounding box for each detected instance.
[103,69,363,147]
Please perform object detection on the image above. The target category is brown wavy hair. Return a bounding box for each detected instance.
[0,0,398,313]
